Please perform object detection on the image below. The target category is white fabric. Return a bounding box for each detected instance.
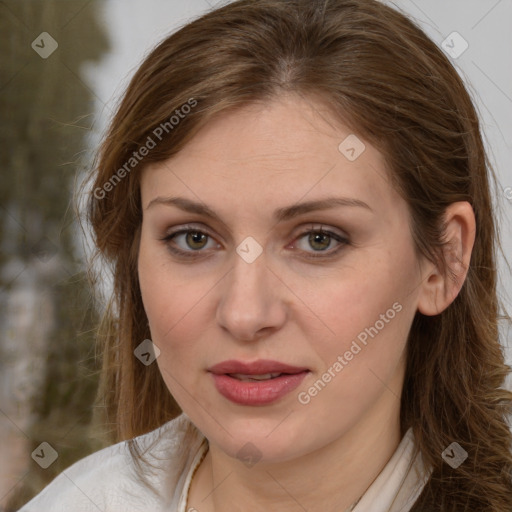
[18,413,431,512]
[353,428,430,512]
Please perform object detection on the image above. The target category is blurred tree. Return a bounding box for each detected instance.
[0,1,109,509]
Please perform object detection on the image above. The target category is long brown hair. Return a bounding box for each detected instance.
[86,0,512,509]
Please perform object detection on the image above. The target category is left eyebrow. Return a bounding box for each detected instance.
[273,197,373,222]
[145,195,373,221]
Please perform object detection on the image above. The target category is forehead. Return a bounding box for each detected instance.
[140,94,403,220]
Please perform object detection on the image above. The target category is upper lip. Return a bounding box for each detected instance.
[208,359,309,375]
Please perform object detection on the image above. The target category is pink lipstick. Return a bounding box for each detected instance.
[208,359,309,406]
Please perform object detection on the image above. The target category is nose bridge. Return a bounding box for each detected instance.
[216,247,286,340]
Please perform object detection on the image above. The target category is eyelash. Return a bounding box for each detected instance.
[160,224,349,261]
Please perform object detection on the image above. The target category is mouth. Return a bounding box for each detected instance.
[208,360,310,406]
[227,372,285,381]
[208,359,309,376]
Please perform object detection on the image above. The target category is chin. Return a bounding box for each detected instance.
[201,411,317,464]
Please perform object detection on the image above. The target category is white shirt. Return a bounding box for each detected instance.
[18,413,431,512]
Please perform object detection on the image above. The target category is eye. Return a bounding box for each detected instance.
[292,225,349,258]
[161,226,220,258]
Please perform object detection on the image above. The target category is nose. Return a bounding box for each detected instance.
[215,250,288,342]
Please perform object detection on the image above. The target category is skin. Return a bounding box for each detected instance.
[137,93,475,512]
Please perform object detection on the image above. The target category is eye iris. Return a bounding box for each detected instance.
[186,231,208,250]
[309,232,330,251]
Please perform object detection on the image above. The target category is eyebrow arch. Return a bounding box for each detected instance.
[145,195,373,222]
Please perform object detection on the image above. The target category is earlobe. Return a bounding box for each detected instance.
[417,201,476,316]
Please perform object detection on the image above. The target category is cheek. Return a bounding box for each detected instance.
[292,260,415,436]
[138,257,210,406]
[138,239,216,381]
[294,246,419,369]
[140,275,207,348]
[318,267,412,320]
[139,241,187,341]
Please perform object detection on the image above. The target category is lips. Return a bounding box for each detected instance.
[208,359,309,376]
[208,359,310,406]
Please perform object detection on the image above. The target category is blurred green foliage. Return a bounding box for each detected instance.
[0,0,110,509]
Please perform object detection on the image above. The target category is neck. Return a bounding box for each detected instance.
[188,387,403,512]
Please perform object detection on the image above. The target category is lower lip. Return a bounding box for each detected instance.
[211,371,309,406]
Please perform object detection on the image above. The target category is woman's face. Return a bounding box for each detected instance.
[138,94,427,463]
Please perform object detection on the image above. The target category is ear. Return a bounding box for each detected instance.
[417,201,476,316]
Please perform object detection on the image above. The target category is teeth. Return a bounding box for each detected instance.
[229,372,282,381]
